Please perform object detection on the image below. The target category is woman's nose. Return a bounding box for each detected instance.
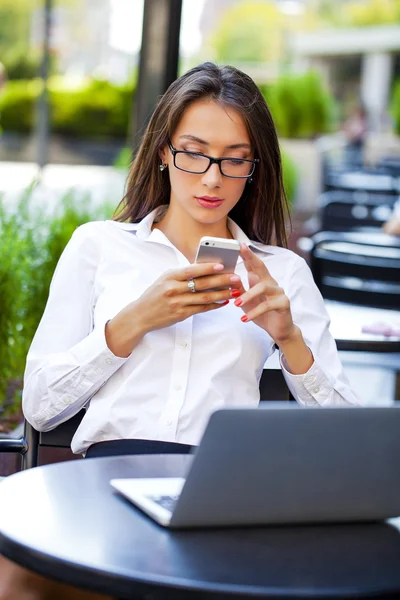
[201,162,222,187]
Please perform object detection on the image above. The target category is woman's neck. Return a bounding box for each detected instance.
[154,207,232,263]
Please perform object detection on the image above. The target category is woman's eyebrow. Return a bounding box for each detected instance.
[179,134,208,144]
[179,135,251,150]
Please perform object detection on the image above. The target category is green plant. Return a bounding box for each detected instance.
[113,147,133,170]
[390,79,400,136]
[281,149,298,207]
[0,79,40,133]
[0,188,113,419]
[1,47,44,80]
[0,78,135,139]
[261,70,337,139]
[0,184,40,412]
[50,79,133,139]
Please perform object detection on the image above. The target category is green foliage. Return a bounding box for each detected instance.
[0,78,134,139]
[281,149,298,206]
[210,1,284,63]
[1,47,42,80]
[0,189,113,416]
[341,0,400,27]
[0,79,40,133]
[113,147,133,169]
[261,70,336,138]
[0,187,36,408]
[390,79,400,136]
[0,0,35,59]
[0,71,335,142]
[50,79,134,139]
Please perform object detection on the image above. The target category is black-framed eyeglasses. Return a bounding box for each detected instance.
[168,140,259,179]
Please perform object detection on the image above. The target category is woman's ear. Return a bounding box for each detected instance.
[159,145,168,165]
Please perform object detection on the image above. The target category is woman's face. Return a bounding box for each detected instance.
[160,99,254,226]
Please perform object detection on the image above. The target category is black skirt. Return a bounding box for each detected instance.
[85,438,195,458]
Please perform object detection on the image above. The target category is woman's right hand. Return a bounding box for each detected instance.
[105,262,243,357]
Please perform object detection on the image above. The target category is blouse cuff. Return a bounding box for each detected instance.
[279,351,335,406]
[69,324,128,384]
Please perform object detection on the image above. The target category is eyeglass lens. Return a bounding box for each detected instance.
[175,152,253,177]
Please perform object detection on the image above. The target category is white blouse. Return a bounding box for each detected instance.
[22,207,360,454]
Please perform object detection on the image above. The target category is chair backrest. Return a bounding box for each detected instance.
[324,169,399,195]
[319,191,396,231]
[22,410,85,470]
[378,157,400,177]
[310,230,400,309]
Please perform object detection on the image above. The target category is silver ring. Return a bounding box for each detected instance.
[188,278,196,293]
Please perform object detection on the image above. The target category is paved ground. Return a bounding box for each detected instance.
[0,161,126,213]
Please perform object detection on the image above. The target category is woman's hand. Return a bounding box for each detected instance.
[234,244,313,374]
[105,262,242,357]
[132,262,242,332]
[234,244,297,345]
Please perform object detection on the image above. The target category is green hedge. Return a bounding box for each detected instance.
[0,191,113,415]
[0,71,336,141]
[260,70,337,138]
[390,79,400,136]
[281,149,298,206]
[0,79,40,132]
[0,78,134,139]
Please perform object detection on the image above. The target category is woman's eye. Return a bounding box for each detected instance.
[186,152,203,159]
[228,159,245,166]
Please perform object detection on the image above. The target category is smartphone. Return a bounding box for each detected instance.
[195,236,241,272]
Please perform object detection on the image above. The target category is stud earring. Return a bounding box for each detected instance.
[159,163,167,172]
[247,177,253,184]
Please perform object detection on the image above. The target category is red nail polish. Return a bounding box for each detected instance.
[241,315,249,322]
[234,298,243,307]
[231,289,241,298]
[221,300,229,306]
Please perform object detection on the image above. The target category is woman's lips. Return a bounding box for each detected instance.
[195,196,224,209]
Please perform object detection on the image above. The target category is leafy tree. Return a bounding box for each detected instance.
[342,0,400,27]
[0,0,75,79]
[209,1,285,64]
[305,0,400,28]
[0,0,36,59]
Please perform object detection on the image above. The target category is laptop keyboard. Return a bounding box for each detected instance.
[147,494,179,512]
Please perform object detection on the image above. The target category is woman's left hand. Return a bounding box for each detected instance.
[234,243,297,345]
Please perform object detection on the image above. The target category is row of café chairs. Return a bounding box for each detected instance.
[378,156,400,177]
[309,229,400,310]
[324,169,400,196]
[319,190,397,231]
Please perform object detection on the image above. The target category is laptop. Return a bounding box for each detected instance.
[110,403,400,528]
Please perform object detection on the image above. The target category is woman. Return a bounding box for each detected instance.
[22,62,359,460]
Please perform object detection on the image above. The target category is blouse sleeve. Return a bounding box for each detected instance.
[22,222,127,432]
[279,255,362,406]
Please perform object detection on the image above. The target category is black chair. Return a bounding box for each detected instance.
[0,369,291,472]
[378,157,400,177]
[319,190,397,231]
[324,169,399,196]
[0,410,85,471]
[309,230,400,310]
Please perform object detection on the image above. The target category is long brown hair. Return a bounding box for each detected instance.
[114,62,291,247]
